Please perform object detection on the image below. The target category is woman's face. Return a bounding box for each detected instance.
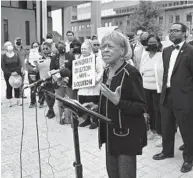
[32,43,39,51]
[147,37,159,52]
[81,43,91,57]
[5,42,14,52]
[42,45,51,55]
[101,40,123,65]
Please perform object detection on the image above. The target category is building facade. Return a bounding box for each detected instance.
[71,0,193,41]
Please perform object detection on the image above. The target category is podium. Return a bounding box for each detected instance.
[43,89,112,178]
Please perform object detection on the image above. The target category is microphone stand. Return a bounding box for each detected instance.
[41,87,112,178]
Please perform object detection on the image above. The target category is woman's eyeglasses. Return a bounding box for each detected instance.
[93,44,100,47]
[43,47,49,50]
[33,45,39,48]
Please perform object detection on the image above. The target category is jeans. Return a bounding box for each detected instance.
[4,74,20,99]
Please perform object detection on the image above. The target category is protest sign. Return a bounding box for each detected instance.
[72,55,95,90]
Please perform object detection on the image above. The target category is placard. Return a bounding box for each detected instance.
[72,55,95,90]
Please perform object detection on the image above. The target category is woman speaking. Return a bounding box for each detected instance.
[98,31,147,178]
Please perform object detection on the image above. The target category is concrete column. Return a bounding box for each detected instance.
[91,1,101,37]
[36,0,41,42]
[62,7,72,41]
[42,0,47,39]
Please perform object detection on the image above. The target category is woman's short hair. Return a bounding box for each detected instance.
[146,34,163,52]
[101,31,129,57]
[81,39,93,53]
[4,41,12,50]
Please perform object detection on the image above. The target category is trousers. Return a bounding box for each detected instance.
[106,147,136,178]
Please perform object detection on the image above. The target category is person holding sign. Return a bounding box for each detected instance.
[77,40,104,129]
[93,31,147,178]
[26,42,45,108]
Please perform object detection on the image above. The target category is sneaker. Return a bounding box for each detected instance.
[29,103,36,108]
[39,103,44,108]
[79,118,91,127]
[89,122,98,129]
[17,99,22,106]
[148,131,157,140]
[8,99,12,107]
[155,136,162,147]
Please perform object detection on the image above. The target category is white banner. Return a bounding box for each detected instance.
[72,55,96,90]
[97,26,118,43]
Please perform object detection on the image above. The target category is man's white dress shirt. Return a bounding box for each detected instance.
[167,41,185,88]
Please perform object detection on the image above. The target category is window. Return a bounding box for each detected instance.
[115,21,118,25]
[181,1,184,5]
[105,23,108,27]
[120,21,122,26]
[79,26,81,31]
[25,21,30,45]
[4,19,9,42]
[109,22,112,27]
[159,16,163,24]
[47,6,52,17]
[127,20,130,26]
[18,1,27,9]
[169,15,173,23]
[175,15,180,22]
[187,14,192,22]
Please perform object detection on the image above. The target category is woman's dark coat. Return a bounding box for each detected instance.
[98,61,147,155]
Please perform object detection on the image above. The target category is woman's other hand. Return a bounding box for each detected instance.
[100,83,121,105]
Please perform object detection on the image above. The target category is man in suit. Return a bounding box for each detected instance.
[153,22,193,173]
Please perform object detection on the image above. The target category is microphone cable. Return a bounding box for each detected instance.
[44,105,55,178]
[20,88,42,178]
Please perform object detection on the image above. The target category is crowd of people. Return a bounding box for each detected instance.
[1,22,193,177]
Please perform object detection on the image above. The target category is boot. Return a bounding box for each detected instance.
[79,118,91,127]
[46,109,55,119]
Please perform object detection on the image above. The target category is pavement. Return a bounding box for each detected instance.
[1,77,193,178]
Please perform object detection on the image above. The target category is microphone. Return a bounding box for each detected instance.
[25,68,71,88]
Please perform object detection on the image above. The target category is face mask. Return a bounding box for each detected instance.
[7,45,13,51]
[16,41,21,46]
[58,47,66,54]
[73,47,81,54]
[147,44,158,52]
[141,39,148,46]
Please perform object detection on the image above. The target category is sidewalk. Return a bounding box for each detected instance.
[1,78,193,178]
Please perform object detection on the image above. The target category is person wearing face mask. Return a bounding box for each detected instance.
[1,41,22,107]
[50,40,75,124]
[13,37,28,98]
[70,39,82,60]
[45,33,58,55]
[133,32,149,71]
[26,42,45,108]
[36,42,56,119]
[139,34,163,146]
